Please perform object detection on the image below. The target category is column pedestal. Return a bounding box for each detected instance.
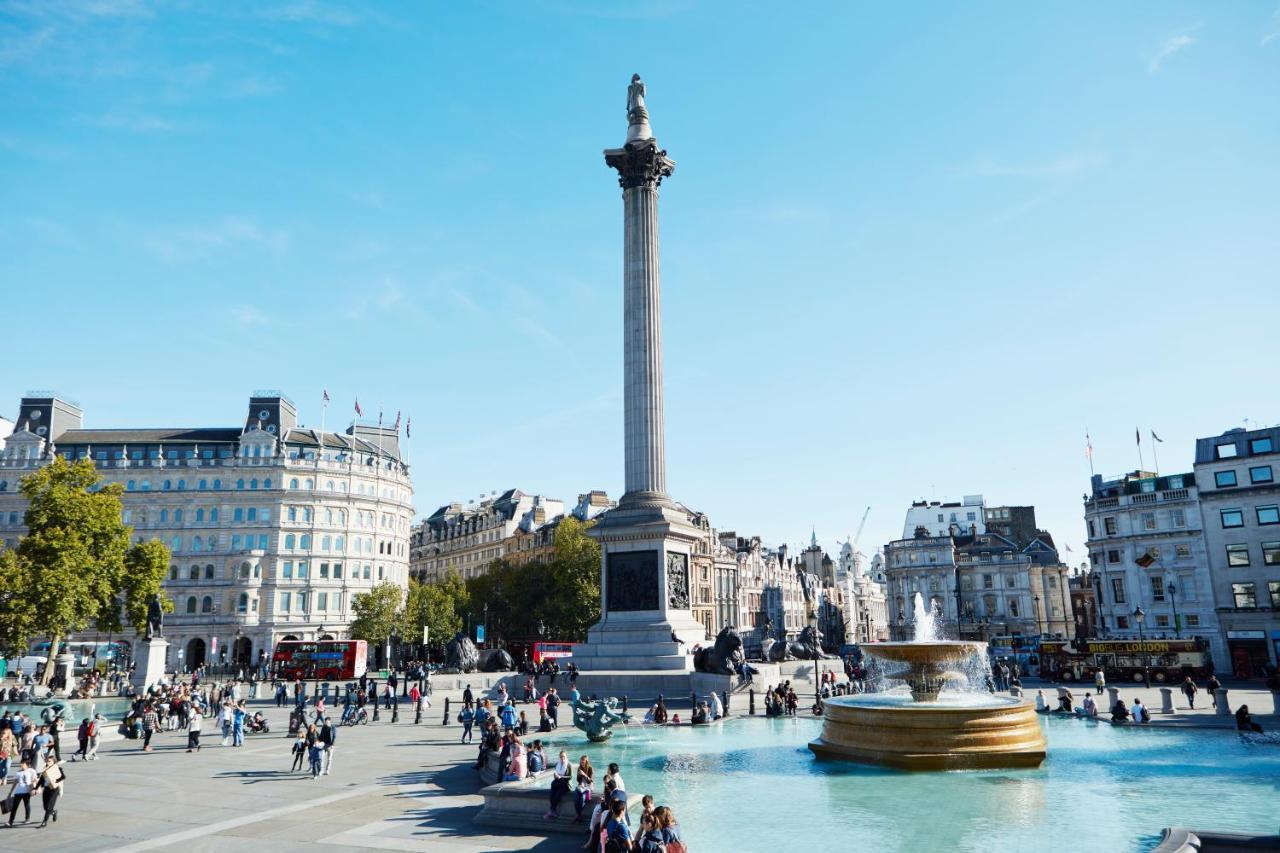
[131,638,170,691]
[572,500,706,673]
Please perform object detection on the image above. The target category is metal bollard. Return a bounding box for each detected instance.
[723,690,730,716]
[690,692,696,712]
[1159,687,1174,714]
[1106,687,1120,711]
[622,696,628,714]
[443,697,451,726]
[749,689,756,716]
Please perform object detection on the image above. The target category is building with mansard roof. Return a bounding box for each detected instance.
[0,391,413,671]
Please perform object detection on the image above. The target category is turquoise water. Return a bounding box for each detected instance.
[545,716,1280,852]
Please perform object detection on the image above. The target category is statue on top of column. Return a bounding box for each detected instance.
[627,74,646,114]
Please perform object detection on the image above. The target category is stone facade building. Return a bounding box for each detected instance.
[409,490,613,581]
[902,495,986,538]
[884,502,1073,642]
[837,541,890,644]
[0,392,413,670]
[409,490,565,582]
[1082,469,1223,665]
[1193,426,1280,676]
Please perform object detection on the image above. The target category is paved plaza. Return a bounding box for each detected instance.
[4,677,1277,852]
[3,697,571,853]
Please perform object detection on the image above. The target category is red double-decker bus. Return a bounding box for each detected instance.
[504,641,577,666]
[272,640,368,680]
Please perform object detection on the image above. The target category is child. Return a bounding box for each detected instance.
[518,710,529,736]
[308,740,324,778]
[291,733,307,772]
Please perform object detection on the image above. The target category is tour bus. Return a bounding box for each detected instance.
[30,640,130,671]
[504,641,578,666]
[1039,638,1212,683]
[272,639,368,681]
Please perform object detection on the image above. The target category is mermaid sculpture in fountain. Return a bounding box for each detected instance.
[572,696,631,742]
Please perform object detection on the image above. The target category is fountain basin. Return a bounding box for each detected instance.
[809,693,1047,771]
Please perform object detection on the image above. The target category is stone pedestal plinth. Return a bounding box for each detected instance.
[1213,689,1231,716]
[55,654,76,695]
[131,638,169,691]
[1159,687,1174,713]
[572,499,707,673]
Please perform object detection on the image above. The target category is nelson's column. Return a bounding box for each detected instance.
[572,75,708,674]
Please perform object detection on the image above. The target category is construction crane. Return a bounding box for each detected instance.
[850,506,871,573]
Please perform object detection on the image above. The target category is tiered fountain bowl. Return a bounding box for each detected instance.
[809,641,1047,771]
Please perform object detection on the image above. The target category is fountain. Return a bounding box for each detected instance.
[809,594,1047,770]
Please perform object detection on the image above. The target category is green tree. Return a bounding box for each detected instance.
[7,458,171,683]
[348,581,405,655]
[544,517,601,640]
[400,578,463,654]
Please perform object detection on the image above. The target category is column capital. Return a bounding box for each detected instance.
[604,140,675,190]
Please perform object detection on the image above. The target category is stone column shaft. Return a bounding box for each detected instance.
[623,185,666,497]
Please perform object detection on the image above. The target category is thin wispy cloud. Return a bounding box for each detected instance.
[230,305,269,328]
[1263,3,1280,46]
[1148,28,1199,74]
[228,74,283,98]
[79,111,186,133]
[5,0,154,21]
[137,216,291,260]
[0,25,54,69]
[965,149,1110,179]
[259,1,360,27]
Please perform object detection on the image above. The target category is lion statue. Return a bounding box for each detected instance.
[788,625,835,660]
[694,625,745,675]
[481,648,516,672]
[445,631,480,673]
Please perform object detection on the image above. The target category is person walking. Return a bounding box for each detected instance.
[187,707,203,752]
[35,755,65,828]
[1181,676,1198,710]
[460,703,476,744]
[319,717,336,776]
[1094,668,1106,696]
[0,726,17,781]
[5,758,37,826]
[141,705,159,752]
[85,715,102,761]
[547,688,560,729]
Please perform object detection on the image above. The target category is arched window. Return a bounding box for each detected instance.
[326,480,334,491]
[253,563,261,578]
[201,595,213,613]
[177,479,186,490]
[205,564,214,579]
[169,565,178,580]
[287,506,297,522]
[196,508,204,522]
[340,482,348,493]
[213,479,222,490]
[290,478,299,490]
[335,536,345,552]
[247,508,258,521]
[210,508,219,522]
[263,478,271,489]
[237,593,249,614]
[1009,599,1020,618]
[300,534,311,550]
[325,509,333,524]
[338,510,347,525]
[285,534,296,550]
[198,479,207,490]
[192,535,203,552]
[174,509,183,522]
[322,535,331,551]
[250,478,258,490]
[186,596,197,614]
[304,478,314,490]
[233,508,244,522]
[127,480,136,491]
[170,536,181,551]
[190,565,200,580]
[240,562,251,579]
[163,480,172,491]
[236,479,245,490]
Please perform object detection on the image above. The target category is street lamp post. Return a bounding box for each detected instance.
[1133,606,1149,688]
[1167,580,1180,638]
[809,612,822,715]
[1033,595,1042,637]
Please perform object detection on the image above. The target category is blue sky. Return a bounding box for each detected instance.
[2,1,1278,563]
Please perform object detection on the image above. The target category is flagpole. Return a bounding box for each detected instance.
[1151,431,1160,475]
[1086,429,1095,478]
[320,391,328,449]
[1136,427,1145,473]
